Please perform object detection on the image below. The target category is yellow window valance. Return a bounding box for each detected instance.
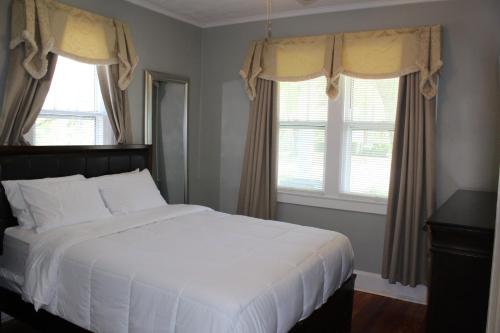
[241,25,442,100]
[10,0,138,90]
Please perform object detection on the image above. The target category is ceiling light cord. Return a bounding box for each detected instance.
[266,0,272,40]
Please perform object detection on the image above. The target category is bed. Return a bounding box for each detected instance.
[0,145,356,333]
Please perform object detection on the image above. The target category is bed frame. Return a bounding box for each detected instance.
[0,145,355,333]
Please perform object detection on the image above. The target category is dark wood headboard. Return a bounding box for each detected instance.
[0,145,152,254]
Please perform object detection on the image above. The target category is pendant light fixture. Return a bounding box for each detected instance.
[266,0,272,40]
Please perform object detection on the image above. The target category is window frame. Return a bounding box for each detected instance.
[277,122,328,193]
[31,108,112,146]
[277,76,397,215]
[276,79,330,193]
[28,57,115,146]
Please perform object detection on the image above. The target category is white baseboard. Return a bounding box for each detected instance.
[354,270,427,305]
[1,312,13,323]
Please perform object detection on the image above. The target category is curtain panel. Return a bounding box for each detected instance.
[381,72,436,287]
[0,46,58,145]
[10,0,138,90]
[237,78,277,220]
[241,25,442,100]
[97,65,133,144]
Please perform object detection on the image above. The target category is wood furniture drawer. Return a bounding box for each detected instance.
[430,224,494,256]
[426,190,497,333]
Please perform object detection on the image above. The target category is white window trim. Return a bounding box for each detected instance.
[277,190,387,215]
[276,76,393,215]
[32,108,114,145]
[29,57,116,146]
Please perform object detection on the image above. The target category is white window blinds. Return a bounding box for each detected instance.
[277,75,400,208]
[341,76,399,198]
[278,77,328,191]
[27,56,114,145]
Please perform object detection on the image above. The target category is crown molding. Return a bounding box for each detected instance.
[124,0,452,29]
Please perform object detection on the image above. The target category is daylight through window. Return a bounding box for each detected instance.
[27,57,115,146]
[277,75,399,206]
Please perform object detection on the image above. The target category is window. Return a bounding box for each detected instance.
[278,78,328,191]
[341,77,399,198]
[27,57,114,145]
[277,76,399,214]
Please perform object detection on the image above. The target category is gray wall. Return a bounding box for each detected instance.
[0,0,205,202]
[201,0,500,273]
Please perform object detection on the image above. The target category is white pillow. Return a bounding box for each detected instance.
[1,174,85,229]
[88,169,139,188]
[20,180,112,233]
[99,169,167,215]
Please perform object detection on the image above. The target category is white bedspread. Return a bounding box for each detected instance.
[22,205,354,333]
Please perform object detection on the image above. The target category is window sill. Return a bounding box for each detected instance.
[277,190,387,215]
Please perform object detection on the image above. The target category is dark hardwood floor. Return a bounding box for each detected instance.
[1,291,426,333]
[352,291,426,333]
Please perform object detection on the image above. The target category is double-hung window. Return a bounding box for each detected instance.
[277,76,400,214]
[278,78,328,191]
[27,56,115,145]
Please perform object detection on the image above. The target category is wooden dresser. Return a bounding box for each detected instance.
[426,190,497,333]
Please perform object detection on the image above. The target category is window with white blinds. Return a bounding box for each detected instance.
[278,77,328,191]
[277,75,400,212]
[341,77,399,198]
[27,56,115,146]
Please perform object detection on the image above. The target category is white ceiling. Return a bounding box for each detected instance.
[124,0,449,27]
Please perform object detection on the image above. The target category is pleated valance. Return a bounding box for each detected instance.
[10,0,138,90]
[241,25,442,100]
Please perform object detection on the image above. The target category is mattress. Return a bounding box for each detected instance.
[12,205,353,333]
[0,226,39,293]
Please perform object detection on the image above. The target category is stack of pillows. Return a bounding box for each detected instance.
[1,169,167,233]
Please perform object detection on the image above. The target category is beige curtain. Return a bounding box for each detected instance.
[97,64,132,143]
[0,46,57,145]
[381,72,436,287]
[241,25,442,101]
[237,78,277,219]
[11,0,138,90]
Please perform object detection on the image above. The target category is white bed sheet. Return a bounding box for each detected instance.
[20,204,354,333]
[0,226,39,292]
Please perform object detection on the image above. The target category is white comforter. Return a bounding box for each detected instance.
[22,205,354,333]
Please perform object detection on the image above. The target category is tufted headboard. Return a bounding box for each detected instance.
[0,145,152,254]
